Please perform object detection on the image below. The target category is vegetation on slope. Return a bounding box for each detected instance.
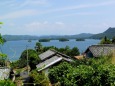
[91,27,115,39]
[49,56,115,86]
[99,36,115,44]
[35,42,80,57]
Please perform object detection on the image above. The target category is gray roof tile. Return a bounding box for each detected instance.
[39,50,56,60]
[86,44,115,57]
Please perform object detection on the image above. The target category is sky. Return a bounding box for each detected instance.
[0,0,115,36]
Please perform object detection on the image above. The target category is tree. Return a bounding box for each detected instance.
[69,47,80,57]
[57,46,80,57]
[0,22,4,44]
[112,36,115,44]
[19,49,40,69]
[0,22,7,66]
[100,36,111,44]
[35,42,43,53]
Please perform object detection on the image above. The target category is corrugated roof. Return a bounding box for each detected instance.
[39,50,56,60]
[36,55,63,71]
[85,44,115,57]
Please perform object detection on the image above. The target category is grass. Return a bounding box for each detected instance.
[111,50,115,64]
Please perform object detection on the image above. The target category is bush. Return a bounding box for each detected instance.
[49,57,115,86]
[30,70,50,86]
[0,80,16,86]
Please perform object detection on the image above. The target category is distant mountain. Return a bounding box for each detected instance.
[2,33,93,41]
[90,27,115,39]
[74,33,93,38]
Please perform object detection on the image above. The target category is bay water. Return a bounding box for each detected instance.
[0,39,100,61]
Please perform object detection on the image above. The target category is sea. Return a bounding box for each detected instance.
[0,39,100,61]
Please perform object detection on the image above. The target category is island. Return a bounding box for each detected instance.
[58,38,69,42]
[39,39,50,42]
[76,38,85,41]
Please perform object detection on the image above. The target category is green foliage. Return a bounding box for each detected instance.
[30,70,50,86]
[35,42,80,57]
[0,23,7,66]
[0,34,4,45]
[0,22,4,44]
[48,62,73,85]
[10,60,20,68]
[19,49,40,69]
[0,80,16,86]
[49,57,115,86]
[0,53,7,66]
[0,22,3,24]
[35,42,43,53]
[100,36,112,44]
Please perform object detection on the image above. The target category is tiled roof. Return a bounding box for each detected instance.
[85,44,115,57]
[39,50,56,60]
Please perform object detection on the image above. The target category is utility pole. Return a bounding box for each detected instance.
[26,45,29,75]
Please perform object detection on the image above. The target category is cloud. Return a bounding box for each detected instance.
[23,21,66,35]
[55,22,65,26]
[0,9,37,19]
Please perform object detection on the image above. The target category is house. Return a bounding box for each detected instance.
[84,44,115,58]
[36,49,72,72]
[0,67,10,80]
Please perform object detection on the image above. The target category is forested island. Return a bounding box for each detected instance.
[58,38,69,42]
[39,39,50,42]
[76,38,85,41]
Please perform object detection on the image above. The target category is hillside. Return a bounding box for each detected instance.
[90,27,115,39]
[3,33,93,41]
[3,35,39,41]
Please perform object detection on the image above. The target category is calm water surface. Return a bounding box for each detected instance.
[0,39,100,61]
